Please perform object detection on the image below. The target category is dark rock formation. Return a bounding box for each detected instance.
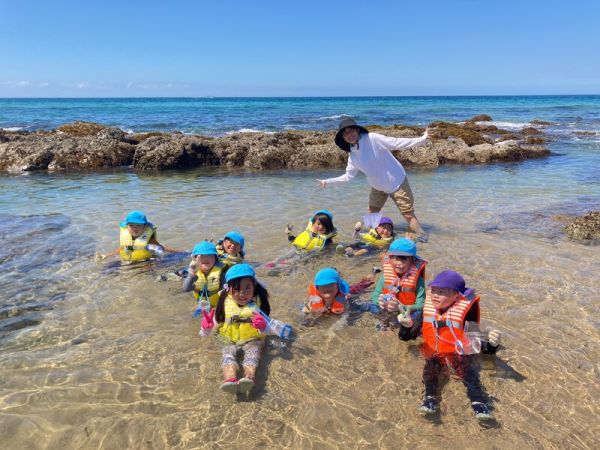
[564,212,600,242]
[0,118,551,173]
[467,114,493,122]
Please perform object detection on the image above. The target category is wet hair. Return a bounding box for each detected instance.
[215,276,271,323]
[312,213,335,234]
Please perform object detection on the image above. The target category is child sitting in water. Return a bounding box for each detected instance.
[182,241,226,309]
[417,270,502,420]
[101,210,178,262]
[371,238,426,333]
[216,231,245,267]
[340,216,395,257]
[286,209,337,251]
[200,263,271,394]
[303,267,350,317]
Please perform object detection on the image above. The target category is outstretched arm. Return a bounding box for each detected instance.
[317,158,359,187]
[373,131,429,152]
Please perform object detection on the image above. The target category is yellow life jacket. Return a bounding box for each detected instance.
[193,263,224,307]
[359,228,394,247]
[292,221,337,251]
[217,295,265,344]
[216,242,244,266]
[119,224,156,262]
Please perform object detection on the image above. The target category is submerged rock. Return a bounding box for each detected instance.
[0,117,551,172]
[564,212,600,242]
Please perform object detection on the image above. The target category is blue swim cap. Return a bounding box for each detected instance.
[314,267,349,293]
[121,210,147,227]
[192,241,218,256]
[224,231,245,250]
[388,238,417,257]
[314,267,340,286]
[225,263,256,283]
[312,209,333,222]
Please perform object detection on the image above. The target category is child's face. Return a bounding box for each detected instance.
[430,287,460,310]
[127,223,145,238]
[389,254,413,276]
[316,282,339,301]
[376,223,393,238]
[312,218,326,234]
[194,254,216,272]
[223,238,241,255]
[231,277,255,305]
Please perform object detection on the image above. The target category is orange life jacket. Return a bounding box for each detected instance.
[421,290,480,356]
[307,283,347,314]
[381,256,427,306]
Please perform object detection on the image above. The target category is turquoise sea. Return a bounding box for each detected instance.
[0,96,599,448]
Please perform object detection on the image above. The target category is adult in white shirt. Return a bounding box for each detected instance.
[318,117,430,242]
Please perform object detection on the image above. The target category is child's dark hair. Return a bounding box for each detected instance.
[312,212,335,234]
[377,223,395,238]
[215,276,270,323]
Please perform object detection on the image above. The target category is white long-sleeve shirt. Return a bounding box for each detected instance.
[322,132,428,194]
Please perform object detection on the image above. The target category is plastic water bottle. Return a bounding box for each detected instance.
[147,244,164,258]
[193,299,211,318]
[268,319,293,340]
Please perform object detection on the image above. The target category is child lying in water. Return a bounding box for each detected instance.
[261,209,337,275]
[339,215,396,257]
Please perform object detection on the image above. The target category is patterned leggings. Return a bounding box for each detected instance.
[221,339,264,368]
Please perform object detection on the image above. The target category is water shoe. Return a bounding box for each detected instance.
[416,232,429,243]
[471,402,494,420]
[220,378,239,394]
[419,396,438,415]
[238,377,255,394]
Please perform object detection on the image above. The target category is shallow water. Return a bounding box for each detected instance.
[1,103,600,448]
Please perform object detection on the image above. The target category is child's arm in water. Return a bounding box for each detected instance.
[149,235,182,253]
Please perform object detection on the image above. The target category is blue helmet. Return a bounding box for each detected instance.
[225,263,256,283]
[191,241,218,256]
[388,238,417,257]
[224,231,245,250]
[120,210,148,227]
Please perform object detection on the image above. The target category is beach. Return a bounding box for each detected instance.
[1,96,599,449]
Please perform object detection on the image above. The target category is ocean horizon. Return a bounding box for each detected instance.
[2,95,600,137]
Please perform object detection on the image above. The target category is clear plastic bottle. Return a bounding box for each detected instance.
[147,244,164,258]
[268,319,293,340]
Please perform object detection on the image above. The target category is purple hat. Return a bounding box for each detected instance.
[429,270,466,293]
[378,217,394,228]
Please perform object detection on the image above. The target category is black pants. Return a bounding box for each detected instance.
[423,354,489,404]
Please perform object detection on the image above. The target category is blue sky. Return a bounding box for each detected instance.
[1,0,599,97]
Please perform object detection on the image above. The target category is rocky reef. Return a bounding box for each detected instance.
[0,115,551,173]
[564,212,600,242]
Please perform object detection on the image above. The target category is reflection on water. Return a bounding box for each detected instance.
[0,148,599,448]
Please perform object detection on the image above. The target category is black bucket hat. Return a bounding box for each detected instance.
[334,117,369,151]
